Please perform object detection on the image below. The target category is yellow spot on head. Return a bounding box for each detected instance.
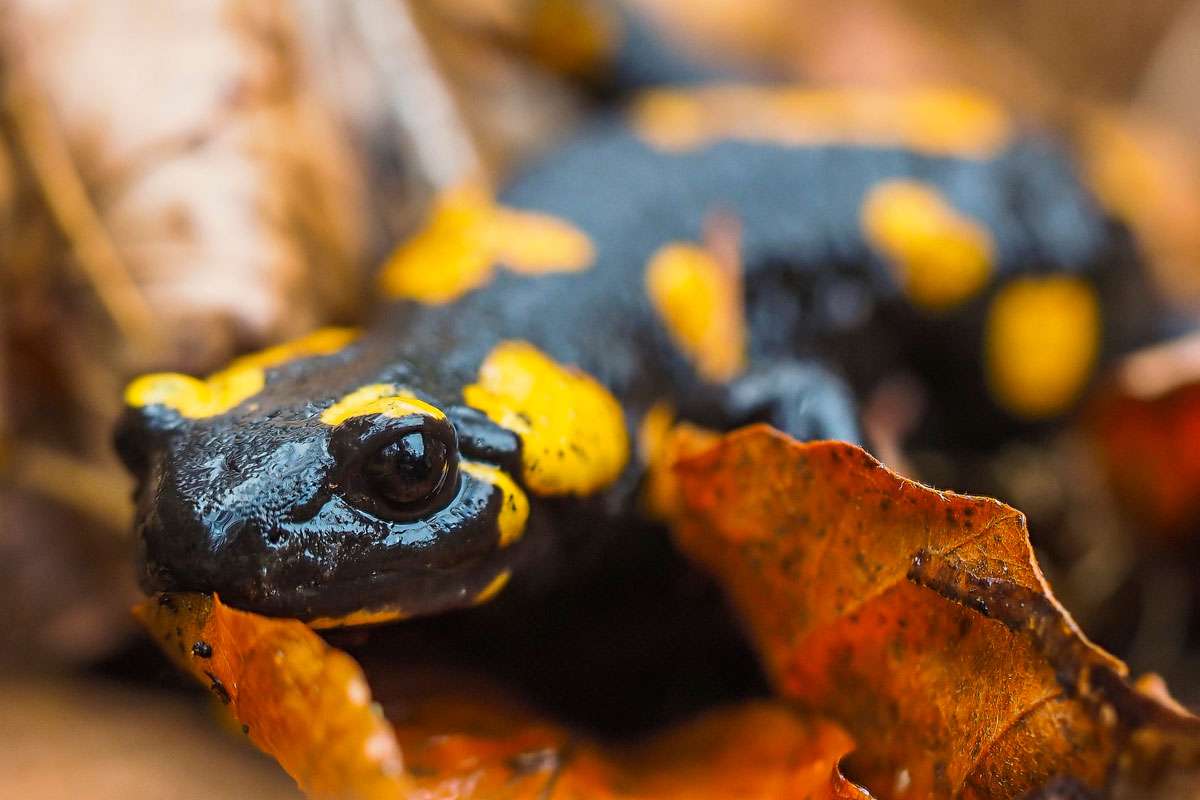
[125,327,360,419]
[320,384,445,426]
[472,570,512,605]
[645,242,746,381]
[861,180,994,311]
[379,182,593,304]
[631,86,1011,158]
[461,461,530,547]
[306,607,409,629]
[986,276,1100,418]
[464,341,629,496]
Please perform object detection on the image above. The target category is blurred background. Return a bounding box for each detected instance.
[2,1,1200,796]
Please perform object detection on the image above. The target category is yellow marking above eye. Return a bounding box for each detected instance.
[631,85,1012,158]
[472,570,512,605]
[985,276,1100,418]
[306,607,409,630]
[379,182,594,304]
[125,327,360,419]
[464,341,629,496]
[320,384,445,426]
[645,241,746,382]
[461,461,530,548]
[861,180,995,311]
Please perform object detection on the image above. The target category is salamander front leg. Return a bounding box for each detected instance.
[721,360,862,445]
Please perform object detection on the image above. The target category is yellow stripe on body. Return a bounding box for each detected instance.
[125,327,360,419]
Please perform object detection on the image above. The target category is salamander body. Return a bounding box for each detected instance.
[118,87,1151,626]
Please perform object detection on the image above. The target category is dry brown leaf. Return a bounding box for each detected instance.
[671,425,1200,799]
[0,2,378,663]
[2,0,365,369]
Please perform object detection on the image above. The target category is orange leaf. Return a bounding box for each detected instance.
[134,593,409,800]
[137,592,873,799]
[386,676,873,800]
[671,425,1200,799]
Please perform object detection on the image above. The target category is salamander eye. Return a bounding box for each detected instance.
[332,416,461,522]
[363,431,452,511]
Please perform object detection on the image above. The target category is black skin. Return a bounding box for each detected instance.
[118,117,1152,627]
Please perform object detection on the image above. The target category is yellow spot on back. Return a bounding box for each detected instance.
[320,384,445,426]
[491,206,596,275]
[645,242,746,382]
[861,180,995,311]
[306,607,409,629]
[631,85,1011,158]
[461,461,530,547]
[464,341,629,496]
[472,570,512,605]
[379,182,594,304]
[124,327,360,419]
[985,276,1100,418]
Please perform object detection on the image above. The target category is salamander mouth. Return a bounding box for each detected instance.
[249,557,519,623]
[139,528,524,623]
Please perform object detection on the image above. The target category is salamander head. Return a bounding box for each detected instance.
[115,330,528,626]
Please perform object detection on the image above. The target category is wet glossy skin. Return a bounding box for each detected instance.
[118,89,1154,625]
[117,337,529,621]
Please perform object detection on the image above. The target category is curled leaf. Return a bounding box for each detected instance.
[136,592,874,799]
[671,425,1200,799]
[135,593,408,800]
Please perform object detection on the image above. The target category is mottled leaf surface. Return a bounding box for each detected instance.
[671,425,1200,799]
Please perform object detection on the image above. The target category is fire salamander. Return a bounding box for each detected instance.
[118,86,1156,631]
